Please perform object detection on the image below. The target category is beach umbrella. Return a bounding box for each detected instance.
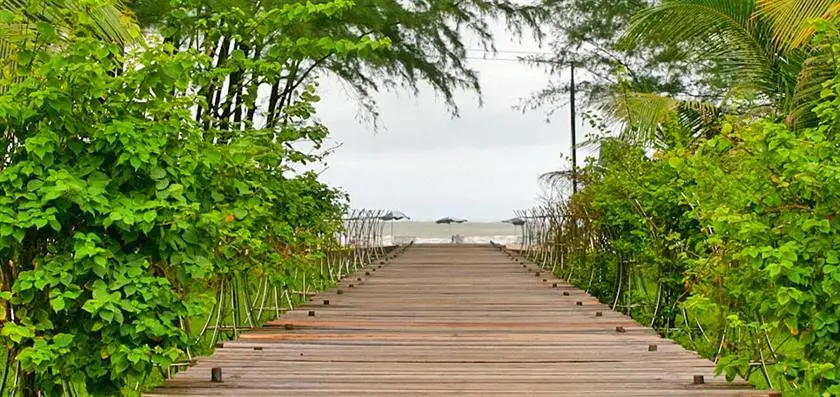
[436,216,468,239]
[435,216,468,224]
[502,217,527,249]
[380,210,410,244]
[381,210,410,221]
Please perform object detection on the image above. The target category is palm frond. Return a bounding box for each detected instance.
[752,0,840,126]
[0,0,136,62]
[786,24,840,127]
[601,90,720,146]
[1,0,135,42]
[601,91,677,144]
[623,0,840,126]
[755,0,837,50]
[0,0,137,90]
[627,0,768,71]
[675,100,723,141]
[624,95,674,144]
[624,0,791,100]
[539,169,575,186]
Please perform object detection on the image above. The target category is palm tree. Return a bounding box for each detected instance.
[601,89,722,147]
[0,0,136,86]
[610,0,838,143]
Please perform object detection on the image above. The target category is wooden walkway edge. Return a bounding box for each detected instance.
[147,244,769,396]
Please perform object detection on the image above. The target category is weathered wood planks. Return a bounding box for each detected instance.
[146,245,771,396]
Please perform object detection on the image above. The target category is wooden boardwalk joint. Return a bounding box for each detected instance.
[147,245,769,396]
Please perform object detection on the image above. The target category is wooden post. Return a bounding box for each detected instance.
[211,367,223,383]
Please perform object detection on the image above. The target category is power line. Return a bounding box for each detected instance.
[463,57,562,64]
[464,56,524,62]
[466,48,552,56]
[425,54,553,63]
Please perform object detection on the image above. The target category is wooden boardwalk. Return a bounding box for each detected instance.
[148,245,768,396]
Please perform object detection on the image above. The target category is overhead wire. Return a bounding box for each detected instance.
[466,48,552,55]
[464,56,524,62]
[463,48,555,62]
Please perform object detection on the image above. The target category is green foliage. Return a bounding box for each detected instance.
[0,0,138,87]
[626,0,798,111]
[126,0,542,120]
[0,0,374,394]
[0,34,208,395]
[0,0,538,393]
[670,25,840,392]
[674,118,840,394]
[535,0,839,147]
[529,0,715,117]
[539,19,840,396]
[545,137,698,327]
[616,0,840,138]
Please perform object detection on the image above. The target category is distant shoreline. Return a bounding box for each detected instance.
[379,221,523,245]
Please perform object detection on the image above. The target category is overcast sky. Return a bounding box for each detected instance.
[314,26,586,222]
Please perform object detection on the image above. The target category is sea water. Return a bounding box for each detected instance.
[379,221,522,245]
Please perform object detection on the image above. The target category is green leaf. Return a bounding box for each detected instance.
[50,295,66,312]
[12,229,24,243]
[233,208,248,219]
[100,310,114,322]
[667,156,684,169]
[182,228,199,245]
[34,278,48,290]
[826,251,839,264]
[127,350,144,363]
[35,22,57,41]
[53,333,74,348]
[33,218,48,229]
[82,300,99,314]
[27,180,44,191]
[91,280,109,300]
[1,323,34,343]
[150,167,166,180]
[143,210,157,223]
[94,46,111,60]
[0,10,14,23]
[17,50,33,66]
[94,256,108,267]
[766,263,782,278]
[91,321,105,332]
[93,262,107,278]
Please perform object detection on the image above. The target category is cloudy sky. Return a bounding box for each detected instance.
[314,27,586,222]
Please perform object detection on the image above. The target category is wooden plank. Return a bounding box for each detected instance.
[147,244,770,396]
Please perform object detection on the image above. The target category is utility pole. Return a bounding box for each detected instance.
[569,62,577,194]
[534,58,578,194]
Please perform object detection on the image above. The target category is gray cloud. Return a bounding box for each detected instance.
[314,27,586,221]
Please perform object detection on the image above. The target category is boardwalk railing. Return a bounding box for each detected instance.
[165,208,409,378]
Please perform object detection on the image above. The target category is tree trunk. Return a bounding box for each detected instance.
[21,371,37,397]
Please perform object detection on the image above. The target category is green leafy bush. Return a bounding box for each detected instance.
[539,18,840,397]
[0,1,370,394]
[0,36,213,395]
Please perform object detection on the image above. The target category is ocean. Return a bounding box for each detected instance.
[381,221,522,245]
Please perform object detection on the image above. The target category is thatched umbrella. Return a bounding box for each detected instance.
[501,217,526,226]
[436,216,468,240]
[380,210,410,244]
[502,217,526,249]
